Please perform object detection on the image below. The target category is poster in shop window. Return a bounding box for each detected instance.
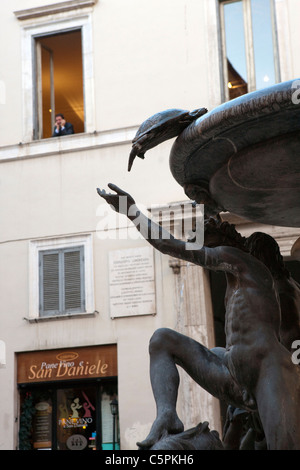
[32,400,52,449]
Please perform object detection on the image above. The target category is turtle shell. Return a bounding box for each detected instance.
[133,108,191,142]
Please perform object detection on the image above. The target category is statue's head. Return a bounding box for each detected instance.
[245,232,289,279]
[203,217,247,250]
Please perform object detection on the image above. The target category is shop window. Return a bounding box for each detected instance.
[35,30,84,139]
[57,386,97,450]
[39,246,85,317]
[219,0,280,101]
[19,382,119,450]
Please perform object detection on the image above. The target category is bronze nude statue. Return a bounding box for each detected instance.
[97,184,300,450]
[98,82,300,450]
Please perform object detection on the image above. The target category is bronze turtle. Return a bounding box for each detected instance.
[128,107,207,171]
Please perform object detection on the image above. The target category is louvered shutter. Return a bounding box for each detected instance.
[42,252,60,312]
[64,249,83,311]
[39,246,85,316]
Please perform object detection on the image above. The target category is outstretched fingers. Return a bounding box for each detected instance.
[107,183,129,196]
[96,184,125,200]
[96,187,107,198]
[97,183,129,196]
[96,187,117,209]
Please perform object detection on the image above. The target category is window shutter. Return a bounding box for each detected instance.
[42,252,60,312]
[64,250,83,310]
[39,246,85,316]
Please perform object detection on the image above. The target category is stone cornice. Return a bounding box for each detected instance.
[14,0,97,21]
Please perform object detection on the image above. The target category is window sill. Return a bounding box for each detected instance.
[0,127,137,163]
[23,310,99,323]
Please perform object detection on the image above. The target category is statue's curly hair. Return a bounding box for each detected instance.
[204,219,290,279]
[204,217,247,250]
[245,232,290,279]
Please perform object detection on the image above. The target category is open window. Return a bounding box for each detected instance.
[15,3,96,143]
[35,30,85,139]
[220,0,280,101]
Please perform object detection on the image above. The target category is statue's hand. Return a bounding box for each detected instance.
[97,183,136,216]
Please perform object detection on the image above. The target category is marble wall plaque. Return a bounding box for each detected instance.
[109,246,156,318]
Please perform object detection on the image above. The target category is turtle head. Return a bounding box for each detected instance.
[128,146,145,171]
[189,108,207,119]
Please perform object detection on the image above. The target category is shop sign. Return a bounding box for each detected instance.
[17,344,117,384]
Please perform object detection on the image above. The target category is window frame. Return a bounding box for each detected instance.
[34,28,85,140]
[29,234,94,321]
[16,8,95,142]
[219,0,281,101]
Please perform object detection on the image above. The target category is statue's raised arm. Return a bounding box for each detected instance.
[97,183,205,265]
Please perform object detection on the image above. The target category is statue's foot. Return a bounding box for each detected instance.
[137,413,184,449]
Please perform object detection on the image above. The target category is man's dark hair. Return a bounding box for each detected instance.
[55,113,64,119]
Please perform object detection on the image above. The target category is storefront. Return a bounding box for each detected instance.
[17,344,119,450]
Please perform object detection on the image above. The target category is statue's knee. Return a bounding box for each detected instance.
[149,328,173,355]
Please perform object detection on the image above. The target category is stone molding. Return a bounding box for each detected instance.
[0,127,137,163]
[14,0,97,21]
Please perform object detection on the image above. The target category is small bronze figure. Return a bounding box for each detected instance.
[128,108,207,171]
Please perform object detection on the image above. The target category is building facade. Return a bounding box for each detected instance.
[0,0,299,450]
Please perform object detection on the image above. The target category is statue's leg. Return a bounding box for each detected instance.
[137,328,246,449]
[255,347,300,450]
